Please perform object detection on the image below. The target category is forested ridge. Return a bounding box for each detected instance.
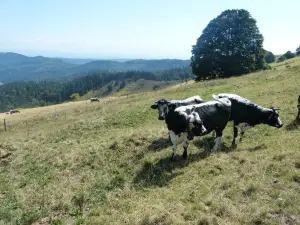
[0,68,193,112]
[0,52,190,83]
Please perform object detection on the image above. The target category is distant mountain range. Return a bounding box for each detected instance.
[58,57,133,64]
[0,52,190,83]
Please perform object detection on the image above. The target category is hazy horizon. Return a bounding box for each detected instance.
[1,0,299,59]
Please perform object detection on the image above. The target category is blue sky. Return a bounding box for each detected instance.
[0,0,299,59]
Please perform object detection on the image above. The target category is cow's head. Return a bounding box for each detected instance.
[187,110,207,139]
[151,99,170,120]
[267,107,283,128]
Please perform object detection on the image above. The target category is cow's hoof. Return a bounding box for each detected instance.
[182,152,188,160]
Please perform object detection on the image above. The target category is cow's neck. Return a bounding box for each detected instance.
[165,110,176,125]
[247,108,271,126]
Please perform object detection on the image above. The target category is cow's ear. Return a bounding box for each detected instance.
[151,103,158,109]
[192,112,202,124]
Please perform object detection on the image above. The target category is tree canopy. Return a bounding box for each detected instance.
[284,51,296,59]
[264,50,275,63]
[277,50,296,62]
[277,55,286,63]
[297,46,300,56]
[191,9,265,80]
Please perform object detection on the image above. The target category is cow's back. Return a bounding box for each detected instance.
[191,102,231,134]
[218,94,268,125]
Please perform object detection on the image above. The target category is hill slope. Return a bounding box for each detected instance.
[59,57,134,64]
[68,59,190,74]
[0,68,193,112]
[0,52,75,83]
[0,52,190,83]
[81,79,180,99]
[0,58,299,224]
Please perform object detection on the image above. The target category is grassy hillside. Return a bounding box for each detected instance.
[82,79,180,99]
[0,58,299,225]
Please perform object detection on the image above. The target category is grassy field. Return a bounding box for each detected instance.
[0,58,300,225]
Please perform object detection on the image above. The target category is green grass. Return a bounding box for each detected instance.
[0,58,300,224]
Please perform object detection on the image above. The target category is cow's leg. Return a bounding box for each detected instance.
[212,129,223,152]
[168,131,171,142]
[239,131,245,143]
[212,130,216,138]
[169,131,178,161]
[239,123,252,143]
[231,125,238,148]
[182,135,189,160]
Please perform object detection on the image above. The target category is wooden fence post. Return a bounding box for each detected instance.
[4,119,7,131]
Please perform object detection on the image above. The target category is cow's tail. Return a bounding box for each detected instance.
[298,95,300,105]
[212,94,231,107]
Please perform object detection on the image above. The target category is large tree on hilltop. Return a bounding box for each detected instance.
[191,9,265,80]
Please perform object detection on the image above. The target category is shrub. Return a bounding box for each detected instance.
[277,55,286,62]
[70,93,80,101]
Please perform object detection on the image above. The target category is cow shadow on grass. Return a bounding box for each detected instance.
[285,119,300,131]
[192,136,232,153]
[134,136,231,188]
[244,143,267,152]
[194,136,268,153]
[133,151,211,188]
[148,137,171,152]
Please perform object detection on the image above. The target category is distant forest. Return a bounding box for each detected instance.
[0,67,193,112]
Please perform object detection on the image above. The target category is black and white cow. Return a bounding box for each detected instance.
[90,97,100,102]
[297,95,300,121]
[165,95,231,160]
[9,109,20,114]
[214,93,283,148]
[151,95,204,120]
